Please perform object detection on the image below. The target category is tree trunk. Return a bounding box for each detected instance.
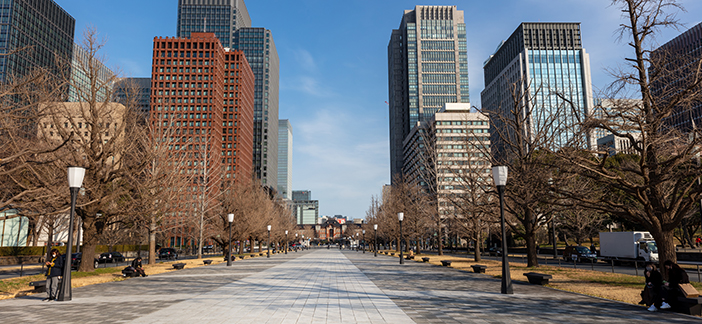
[525,228,539,267]
[45,223,54,262]
[437,221,443,256]
[474,231,482,262]
[650,227,677,276]
[148,218,157,266]
[79,220,98,272]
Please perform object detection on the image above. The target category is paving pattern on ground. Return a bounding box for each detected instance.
[0,249,699,323]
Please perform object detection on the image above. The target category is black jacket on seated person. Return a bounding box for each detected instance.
[131,258,143,269]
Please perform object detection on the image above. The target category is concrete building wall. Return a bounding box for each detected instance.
[277,119,292,199]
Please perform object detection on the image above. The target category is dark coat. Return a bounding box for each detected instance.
[668,266,690,288]
[131,259,143,269]
[46,255,64,277]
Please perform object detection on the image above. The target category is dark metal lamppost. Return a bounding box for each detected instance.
[285,230,288,254]
[267,225,271,258]
[227,213,234,266]
[492,166,513,294]
[373,224,378,257]
[57,166,85,301]
[362,230,366,253]
[398,212,404,265]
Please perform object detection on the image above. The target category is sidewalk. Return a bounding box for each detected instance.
[0,249,698,323]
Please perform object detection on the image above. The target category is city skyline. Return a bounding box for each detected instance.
[53,0,702,219]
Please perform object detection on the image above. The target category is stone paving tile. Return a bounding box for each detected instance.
[344,251,701,323]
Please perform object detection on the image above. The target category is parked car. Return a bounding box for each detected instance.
[98,252,125,263]
[202,245,214,253]
[71,253,99,270]
[486,247,502,256]
[563,246,597,262]
[159,248,178,260]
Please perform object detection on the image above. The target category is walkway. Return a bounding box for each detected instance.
[0,249,698,323]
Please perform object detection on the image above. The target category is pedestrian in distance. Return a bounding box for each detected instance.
[43,248,64,302]
[131,257,147,277]
[696,237,701,248]
[642,262,671,312]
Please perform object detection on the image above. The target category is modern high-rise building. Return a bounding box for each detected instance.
[114,77,152,117]
[388,5,469,183]
[651,22,702,133]
[277,119,292,199]
[149,32,255,247]
[291,190,318,225]
[0,0,75,83]
[176,0,251,48]
[68,43,115,103]
[233,27,279,187]
[481,23,594,158]
[176,0,280,187]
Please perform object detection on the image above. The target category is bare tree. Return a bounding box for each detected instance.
[555,0,702,266]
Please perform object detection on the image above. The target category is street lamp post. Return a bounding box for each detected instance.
[374,224,378,257]
[398,212,404,265]
[492,166,513,294]
[57,166,85,302]
[267,225,271,258]
[355,233,359,252]
[227,213,234,266]
[362,230,366,253]
[285,230,288,254]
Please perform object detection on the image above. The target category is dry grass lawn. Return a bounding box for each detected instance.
[379,250,702,305]
[0,254,265,300]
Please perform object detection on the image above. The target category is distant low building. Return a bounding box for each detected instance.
[291,190,318,225]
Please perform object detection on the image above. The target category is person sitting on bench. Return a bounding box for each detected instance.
[131,257,147,277]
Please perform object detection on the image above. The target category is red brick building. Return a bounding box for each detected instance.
[149,32,254,248]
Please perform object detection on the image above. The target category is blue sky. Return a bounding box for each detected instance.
[55,0,701,220]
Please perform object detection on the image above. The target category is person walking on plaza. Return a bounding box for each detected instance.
[696,237,701,248]
[44,249,64,302]
[131,257,147,277]
[642,262,671,312]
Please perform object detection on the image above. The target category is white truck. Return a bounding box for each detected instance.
[599,231,658,264]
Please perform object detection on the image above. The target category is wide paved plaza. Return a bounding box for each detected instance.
[0,249,699,323]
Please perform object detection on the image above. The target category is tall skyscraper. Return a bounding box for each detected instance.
[233,27,279,187]
[176,0,251,48]
[149,32,255,247]
[69,43,115,103]
[0,0,75,83]
[114,77,152,117]
[481,23,594,157]
[651,22,702,133]
[388,5,469,183]
[277,119,292,200]
[176,0,279,188]
[291,190,318,225]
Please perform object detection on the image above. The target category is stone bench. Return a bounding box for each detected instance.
[250,254,256,258]
[422,257,430,262]
[440,260,452,267]
[471,265,487,273]
[239,256,245,260]
[676,296,702,316]
[172,263,186,270]
[523,272,552,285]
[405,255,415,260]
[259,253,264,256]
[203,259,213,265]
[390,253,395,256]
[29,280,47,293]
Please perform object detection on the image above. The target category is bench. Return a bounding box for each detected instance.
[239,256,245,260]
[405,255,414,260]
[259,253,264,256]
[29,280,47,293]
[203,259,213,265]
[390,253,395,256]
[471,265,487,273]
[523,272,552,285]
[172,263,186,270]
[250,254,256,258]
[440,260,452,267]
[676,296,702,316]
[422,257,430,262]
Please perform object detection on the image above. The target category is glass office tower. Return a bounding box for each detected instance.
[176,0,251,48]
[233,27,279,186]
[388,6,469,182]
[481,23,594,157]
[277,119,292,200]
[0,0,75,83]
